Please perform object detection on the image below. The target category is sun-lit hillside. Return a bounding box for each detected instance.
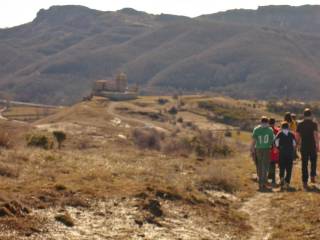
[0,95,319,239]
[1,5,320,104]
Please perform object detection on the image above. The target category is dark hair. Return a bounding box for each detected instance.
[281,121,289,129]
[284,112,292,123]
[269,118,276,125]
[304,108,312,117]
[261,116,269,124]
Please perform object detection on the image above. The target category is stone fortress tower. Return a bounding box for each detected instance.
[92,72,138,101]
[116,72,128,93]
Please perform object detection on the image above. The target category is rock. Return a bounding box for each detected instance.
[0,207,14,217]
[134,219,144,227]
[145,199,163,217]
[55,213,75,227]
[155,190,182,201]
[0,201,30,217]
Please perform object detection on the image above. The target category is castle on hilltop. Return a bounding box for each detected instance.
[92,73,138,101]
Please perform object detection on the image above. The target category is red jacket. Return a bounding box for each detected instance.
[270,127,280,163]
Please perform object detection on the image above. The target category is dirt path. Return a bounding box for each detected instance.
[106,101,169,133]
[240,193,274,240]
[0,107,7,120]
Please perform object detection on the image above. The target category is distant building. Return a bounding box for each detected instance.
[92,73,138,101]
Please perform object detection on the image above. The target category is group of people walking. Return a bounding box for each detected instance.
[251,108,318,192]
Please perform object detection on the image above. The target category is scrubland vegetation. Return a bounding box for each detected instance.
[0,96,319,240]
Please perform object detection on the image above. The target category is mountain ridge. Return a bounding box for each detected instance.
[1,5,320,104]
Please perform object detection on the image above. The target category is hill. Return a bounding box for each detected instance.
[1,5,320,104]
[1,96,320,239]
[198,5,320,34]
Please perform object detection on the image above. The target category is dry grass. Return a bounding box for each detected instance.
[0,164,19,178]
[0,131,12,149]
[0,96,276,239]
[132,127,163,150]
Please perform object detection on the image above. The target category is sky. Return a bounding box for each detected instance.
[1,0,319,28]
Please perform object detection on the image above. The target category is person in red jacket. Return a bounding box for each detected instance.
[268,118,280,186]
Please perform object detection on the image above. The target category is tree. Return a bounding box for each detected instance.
[53,131,66,149]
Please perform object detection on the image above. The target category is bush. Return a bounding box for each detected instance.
[162,137,192,156]
[132,128,163,150]
[53,131,66,149]
[158,98,169,105]
[191,130,233,158]
[267,100,320,118]
[198,101,255,131]
[224,130,232,138]
[168,106,178,115]
[0,131,12,149]
[27,134,52,149]
[177,117,184,123]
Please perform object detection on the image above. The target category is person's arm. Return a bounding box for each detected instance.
[314,131,319,152]
[292,133,297,150]
[314,123,319,152]
[296,124,301,146]
[251,138,256,155]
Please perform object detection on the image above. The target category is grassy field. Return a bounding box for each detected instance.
[0,96,319,239]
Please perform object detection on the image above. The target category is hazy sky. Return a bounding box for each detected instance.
[1,0,319,28]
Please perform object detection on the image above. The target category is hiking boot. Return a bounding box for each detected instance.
[262,185,273,192]
[285,182,290,190]
[258,185,264,192]
[280,178,285,187]
[311,177,316,184]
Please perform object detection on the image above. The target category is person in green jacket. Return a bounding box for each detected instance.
[251,116,275,191]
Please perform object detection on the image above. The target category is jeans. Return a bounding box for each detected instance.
[279,153,293,184]
[301,149,317,183]
[256,148,270,187]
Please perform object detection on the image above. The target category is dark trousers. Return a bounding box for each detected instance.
[301,149,317,183]
[268,162,276,183]
[279,153,293,184]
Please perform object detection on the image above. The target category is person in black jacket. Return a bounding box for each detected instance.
[296,108,319,189]
[275,122,297,190]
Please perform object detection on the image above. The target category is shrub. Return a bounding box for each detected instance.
[168,106,178,115]
[132,128,163,150]
[195,144,207,158]
[177,117,184,123]
[53,131,66,149]
[224,130,232,138]
[191,130,233,158]
[200,176,239,193]
[183,121,199,131]
[162,137,192,156]
[198,101,255,131]
[26,134,52,149]
[158,98,169,105]
[0,131,12,149]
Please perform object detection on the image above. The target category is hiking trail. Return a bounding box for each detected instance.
[106,101,169,133]
[240,192,274,240]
